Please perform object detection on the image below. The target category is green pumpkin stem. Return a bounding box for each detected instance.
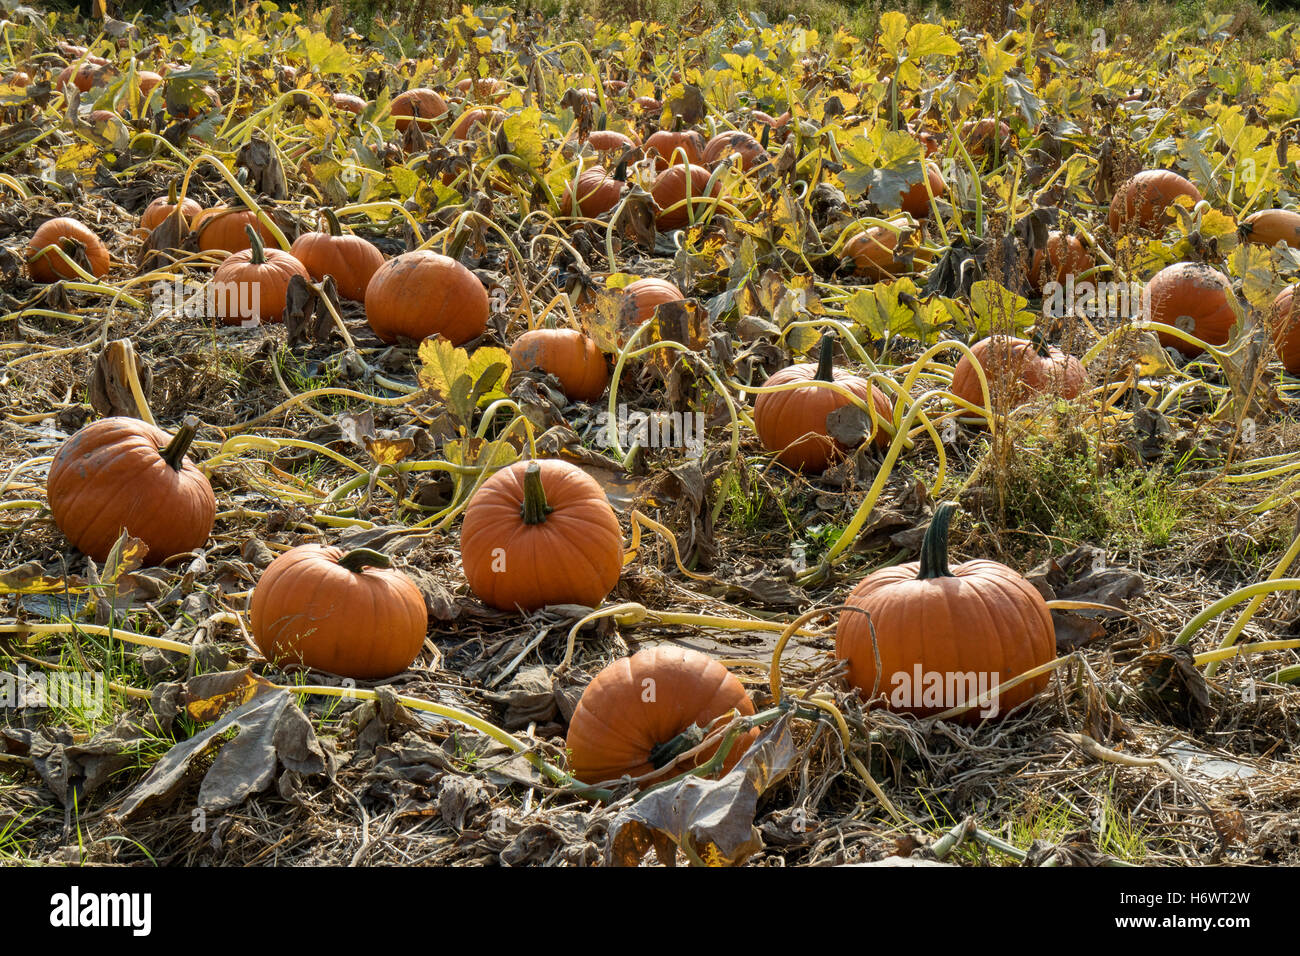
[917,501,959,580]
[245,224,265,264]
[338,548,392,572]
[648,723,706,769]
[322,207,343,236]
[520,461,553,525]
[159,415,200,471]
[814,332,836,382]
[166,180,177,205]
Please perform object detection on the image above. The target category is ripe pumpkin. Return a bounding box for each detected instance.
[364,250,488,345]
[250,545,428,680]
[899,162,947,218]
[451,107,500,139]
[289,209,385,302]
[137,70,163,96]
[960,118,1011,157]
[1145,261,1237,355]
[456,76,507,101]
[843,225,930,280]
[1109,170,1202,233]
[949,336,1087,412]
[332,92,367,114]
[510,328,609,402]
[210,226,311,324]
[390,87,447,131]
[620,277,685,339]
[460,459,623,612]
[1029,231,1095,293]
[581,128,639,155]
[836,501,1055,719]
[1269,284,1300,373]
[643,129,707,170]
[752,333,894,472]
[1240,208,1300,249]
[650,163,718,230]
[28,217,110,282]
[58,61,112,92]
[193,205,279,254]
[632,94,664,113]
[140,183,202,231]
[565,645,758,786]
[702,130,767,171]
[47,416,216,565]
[561,165,627,217]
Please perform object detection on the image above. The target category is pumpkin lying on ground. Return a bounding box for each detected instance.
[1109,170,1202,233]
[364,250,488,345]
[250,545,428,680]
[1268,284,1300,374]
[898,162,946,218]
[618,277,685,344]
[1144,261,1238,355]
[835,501,1055,720]
[1239,208,1300,250]
[643,129,707,169]
[565,645,758,786]
[843,225,930,280]
[510,328,609,402]
[290,209,385,302]
[27,217,110,282]
[140,184,203,231]
[460,459,623,612]
[390,87,447,131]
[47,416,216,565]
[1029,231,1094,293]
[949,336,1087,412]
[753,333,894,472]
[193,205,279,254]
[650,162,718,230]
[702,130,768,171]
[561,164,627,218]
[210,226,311,324]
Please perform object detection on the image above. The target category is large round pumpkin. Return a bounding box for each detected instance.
[561,166,627,218]
[899,162,947,218]
[460,459,623,612]
[843,225,930,280]
[1240,209,1300,250]
[47,416,216,565]
[1268,284,1300,374]
[650,163,717,230]
[390,87,447,131]
[250,544,428,680]
[510,328,609,402]
[643,129,707,170]
[193,206,279,254]
[210,226,311,324]
[1145,261,1237,355]
[1029,231,1095,293]
[949,336,1087,412]
[836,502,1055,720]
[290,209,385,302]
[27,217,110,282]
[752,333,894,472]
[1109,170,1202,233]
[364,250,488,345]
[582,128,639,155]
[702,130,767,171]
[565,645,758,786]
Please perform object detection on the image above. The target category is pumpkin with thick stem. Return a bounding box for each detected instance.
[364,250,489,345]
[140,182,203,231]
[949,335,1087,411]
[1109,170,1202,233]
[47,416,216,565]
[27,217,110,282]
[836,502,1055,720]
[460,460,623,612]
[210,226,311,324]
[1145,261,1237,355]
[510,328,609,402]
[250,545,428,680]
[290,209,385,302]
[565,645,759,786]
[752,333,894,472]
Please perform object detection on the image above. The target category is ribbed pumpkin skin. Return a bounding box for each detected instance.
[620,277,685,340]
[141,196,203,231]
[47,417,216,564]
[390,87,447,130]
[565,645,758,785]
[210,245,311,324]
[950,336,1087,410]
[643,129,707,169]
[1269,284,1300,373]
[561,167,626,217]
[27,218,110,282]
[290,231,385,302]
[364,251,488,345]
[899,162,946,218]
[194,207,278,254]
[650,163,717,230]
[1109,170,1202,233]
[460,459,623,611]
[702,130,767,170]
[1241,209,1300,249]
[836,556,1055,719]
[510,329,609,401]
[583,129,639,153]
[1145,262,1237,355]
[843,226,931,280]
[752,365,893,472]
[250,545,428,680]
[960,118,1011,156]
[451,107,499,139]
[1029,232,1095,293]
[137,70,163,95]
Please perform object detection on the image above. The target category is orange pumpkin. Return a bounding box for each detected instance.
[1029,231,1095,293]
[460,459,623,611]
[949,336,1087,412]
[1239,209,1300,249]
[561,165,627,217]
[390,87,447,131]
[140,184,203,231]
[137,70,163,95]
[193,206,279,254]
[565,646,758,786]
[643,129,707,170]
[332,92,367,115]
[899,162,947,218]
[1109,170,1202,233]
[583,128,639,155]
[456,77,507,101]
[58,61,112,92]
[752,333,894,472]
[702,130,768,171]
[620,277,684,340]
[650,163,718,230]
[364,250,488,345]
[289,209,385,302]
[47,416,216,565]
[836,501,1055,719]
[27,217,110,282]
[510,328,609,402]
[960,118,1012,157]
[250,545,428,680]
[1145,261,1237,355]
[209,226,311,324]
[1269,284,1300,373]
[843,225,930,280]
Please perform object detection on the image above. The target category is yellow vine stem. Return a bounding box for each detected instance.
[180,154,292,251]
[801,692,907,824]
[928,654,1075,722]
[1204,520,1300,678]
[224,386,420,433]
[1174,579,1300,648]
[0,456,52,496]
[1,622,194,655]
[625,510,716,581]
[199,435,399,498]
[333,201,425,244]
[895,339,991,433]
[1193,639,1300,667]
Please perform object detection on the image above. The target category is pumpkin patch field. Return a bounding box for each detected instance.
[6,0,1300,871]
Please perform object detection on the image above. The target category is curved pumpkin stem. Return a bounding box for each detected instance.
[337,548,392,572]
[322,207,343,236]
[917,501,959,579]
[813,331,836,382]
[159,415,200,471]
[520,461,553,525]
[244,224,265,264]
